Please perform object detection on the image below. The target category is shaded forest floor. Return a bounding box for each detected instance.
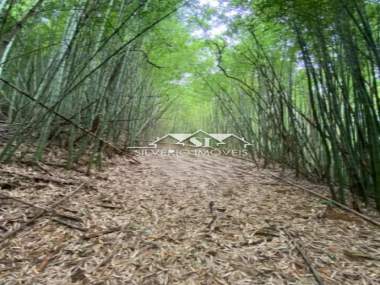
[0,153,379,284]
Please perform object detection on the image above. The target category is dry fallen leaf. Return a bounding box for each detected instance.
[0,153,379,284]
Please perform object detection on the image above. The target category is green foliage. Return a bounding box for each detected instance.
[0,0,379,212]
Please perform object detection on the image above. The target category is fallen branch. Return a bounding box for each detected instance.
[282,228,325,285]
[270,174,380,228]
[0,191,83,223]
[51,217,87,232]
[97,203,122,210]
[90,226,131,273]
[343,250,380,261]
[93,247,119,271]
[0,183,86,246]
[53,212,83,223]
[228,155,380,228]
[0,169,78,184]
[82,226,122,240]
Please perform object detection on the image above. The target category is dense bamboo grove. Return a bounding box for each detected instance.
[0,0,182,170]
[0,0,379,211]
[201,0,380,210]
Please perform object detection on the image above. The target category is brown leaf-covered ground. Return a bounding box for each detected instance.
[0,153,379,284]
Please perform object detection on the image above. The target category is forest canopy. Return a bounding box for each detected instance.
[0,0,379,210]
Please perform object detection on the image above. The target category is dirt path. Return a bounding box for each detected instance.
[0,154,379,284]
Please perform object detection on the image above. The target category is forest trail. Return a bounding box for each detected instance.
[1,154,379,284]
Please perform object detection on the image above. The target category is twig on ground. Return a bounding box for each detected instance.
[282,228,325,285]
[82,226,122,240]
[51,217,87,232]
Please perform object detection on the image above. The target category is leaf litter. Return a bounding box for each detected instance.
[0,153,379,284]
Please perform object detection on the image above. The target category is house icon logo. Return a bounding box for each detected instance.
[129,130,252,150]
